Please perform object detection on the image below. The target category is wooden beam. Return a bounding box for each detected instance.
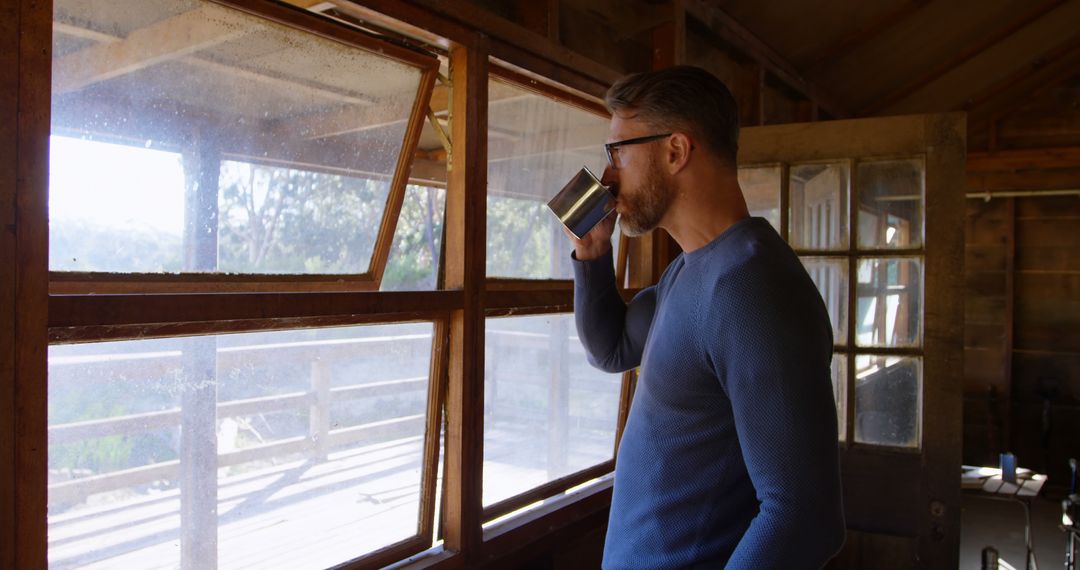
[53,4,251,94]
[2,0,50,567]
[965,37,1080,136]
[52,22,376,107]
[803,0,930,72]
[684,0,849,118]
[967,147,1080,172]
[442,41,487,558]
[862,0,1067,116]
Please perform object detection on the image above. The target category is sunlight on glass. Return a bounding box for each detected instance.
[857,158,924,249]
[48,323,434,569]
[738,165,781,231]
[483,314,620,507]
[789,162,849,250]
[486,79,612,279]
[801,257,848,345]
[832,353,847,441]
[854,354,920,447]
[855,257,922,348]
[51,0,424,275]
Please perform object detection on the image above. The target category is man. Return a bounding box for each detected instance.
[567,66,845,568]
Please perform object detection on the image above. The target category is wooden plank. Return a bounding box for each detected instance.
[1017,246,1080,272]
[683,0,849,118]
[964,245,1006,272]
[803,0,931,73]
[442,41,487,558]
[964,271,1006,297]
[1016,194,1080,219]
[1017,218,1080,247]
[0,0,18,564]
[964,296,1007,326]
[863,0,1066,115]
[372,68,439,285]
[48,290,461,329]
[967,146,1080,172]
[963,347,1007,386]
[480,460,613,523]
[419,319,449,544]
[10,0,51,566]
[967,168,1080,193]
[53,4,250,94]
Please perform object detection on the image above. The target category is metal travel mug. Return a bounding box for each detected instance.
[546,166,614,239]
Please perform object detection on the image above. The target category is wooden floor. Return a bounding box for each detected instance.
[49,437,428,570]
[48,426,614,569]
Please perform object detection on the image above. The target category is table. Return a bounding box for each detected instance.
[963,465,1048,570]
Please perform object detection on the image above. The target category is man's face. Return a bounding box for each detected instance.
[604,113,675,237]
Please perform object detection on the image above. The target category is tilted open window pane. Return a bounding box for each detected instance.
[48,323,434,568]
[802,256,849,346]
[857,158,924,250]
[854,354,921,448]
[483,314,621,507]
[381,184,446,291]
[737,165,781,232]
[51,0,426,275]
[790,162,849,250]
[855,257,923,348]
[486,79,611,279]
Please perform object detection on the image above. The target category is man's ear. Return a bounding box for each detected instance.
[667,133,693,174]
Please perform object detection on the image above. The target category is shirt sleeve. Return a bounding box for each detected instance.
[713,270,846,568]
[571,248,656,373]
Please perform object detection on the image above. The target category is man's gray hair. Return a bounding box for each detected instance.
[605,66,740,166]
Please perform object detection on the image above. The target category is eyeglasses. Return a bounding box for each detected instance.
[604,133,672,169]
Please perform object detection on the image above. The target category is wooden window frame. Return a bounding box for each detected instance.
[48,0,441,295]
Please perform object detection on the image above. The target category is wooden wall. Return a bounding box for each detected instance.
[963,182,1080,487]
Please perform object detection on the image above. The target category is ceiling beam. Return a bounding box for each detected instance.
[683,0,849,118]
[53,22,375,107]
[53,4,252,94]
[965,36,1080,136]
[862,0,1066,116]
[803,0,930,72]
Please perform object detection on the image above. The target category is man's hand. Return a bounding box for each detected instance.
[565,212,617,261]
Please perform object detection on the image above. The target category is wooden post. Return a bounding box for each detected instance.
[2,0,51,567]
[179,139,221,569]
[309,359,331,460]
[443,40,487,558]
[547,316,570,477]
[180,336,218,570]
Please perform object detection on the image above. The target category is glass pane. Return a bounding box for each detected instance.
[857,158,924,249]
[790,162,849,250]
[48,323,434,569]
[832,353,847,441]
[483,314,621,507]
[738,165,781,231]
[801,257,848,346]
[381,184,446,291]
[51,0,425,274]
[854,354,921,447]
[855,257,922,348]
[487,79,611,279]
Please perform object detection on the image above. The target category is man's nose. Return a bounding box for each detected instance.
[600,165,618,188]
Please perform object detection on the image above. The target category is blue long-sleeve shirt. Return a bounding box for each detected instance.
[572,217,845,569]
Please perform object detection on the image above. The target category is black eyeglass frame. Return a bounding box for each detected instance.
[604,133,672,169]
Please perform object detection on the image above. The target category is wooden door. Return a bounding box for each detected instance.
[738,113,965,569]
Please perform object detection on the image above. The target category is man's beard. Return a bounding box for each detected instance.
[618,154,674,237]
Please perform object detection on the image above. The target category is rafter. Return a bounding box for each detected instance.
[53,21,375,106]
[965,36,1080,136]
[53,4,252,94]
[803,0,930,72]
[862,0,1067,116]
[683,0,849,118]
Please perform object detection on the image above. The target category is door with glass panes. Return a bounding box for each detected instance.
[737,113,965,569]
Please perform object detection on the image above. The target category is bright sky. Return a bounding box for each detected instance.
[49,135,186,235]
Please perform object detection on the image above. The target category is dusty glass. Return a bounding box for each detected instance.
[48,323,433,569]
[50,0,423,274]
[801,256,849,346]
[486,79,613,279]
[790,162,849,250]
[832,353,847,441]
[738,165,782,232]
[856,158,924,249]
[483,314,621,507]
[381,184,446,291]
[855,257,922,348]
[854,354,921,447]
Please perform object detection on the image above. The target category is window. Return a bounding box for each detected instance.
[736,157,927,449]
[48,1,446,567]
